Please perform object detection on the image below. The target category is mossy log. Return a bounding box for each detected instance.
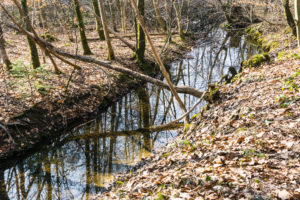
[242,53,270,68]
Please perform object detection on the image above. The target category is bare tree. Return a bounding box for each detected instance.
[152,0,166,32]
[73,0,92,55]
[99,0,115,60]
[173,0,185,40]
[91,0,105,40]
[282,0,297,36]
[0,23,11,71]
[21,0,41,69]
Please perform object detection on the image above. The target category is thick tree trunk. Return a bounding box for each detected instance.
[91,0,105,41]
[0,24,11,71]
[99,0,115,60]
[295,0,300,47]
[136,0,146,64]
[21,0,40,69]
[73,0,92,55]
[282,0,297,36]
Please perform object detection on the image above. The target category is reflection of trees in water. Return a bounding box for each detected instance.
[0,170,9,200]
[1,30,259,200]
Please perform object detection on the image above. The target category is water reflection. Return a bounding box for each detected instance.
[0,29,259,199]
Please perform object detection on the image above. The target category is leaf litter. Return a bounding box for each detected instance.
[0,27,192,159]
[94,59,299,200]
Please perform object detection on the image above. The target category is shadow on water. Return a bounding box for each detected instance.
[0,29,260,199]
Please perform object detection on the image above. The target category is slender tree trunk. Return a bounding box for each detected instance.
[129,0,188,123]
[120,0,127,33]
[91,0,105,40]
[173,0,185,40]
[136,0,146,64]
[164,0,173,42]
[295,0,300,47]
[73,0,92,55]
[282,0,297,36]
[153,0,166,32]
[216,0,233,24]
[99,0,115,60]
[2,17,203,97]
[21,0,40,69]
[109,1,118,32]
[0,24,11,71]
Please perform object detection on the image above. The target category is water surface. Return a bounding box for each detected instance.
[0,29,260,200]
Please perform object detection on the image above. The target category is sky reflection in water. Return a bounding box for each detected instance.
[0,29,260,200]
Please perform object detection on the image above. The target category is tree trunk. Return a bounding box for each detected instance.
[91,0,105,40]
[136,0,146,64]
[295,0,300,47]
[164,0,173,42]
[216,0,233,24]
[73,0,92,55]
[21,0,40,69]
[99,0,115,60]
[0,23,11,71]
[0,170,9,200]
[75,1,136,52]
[153,0,166,32]
[173,0,185,40]
[120,0,127,33]
[282,0,297,36]
[109,1,118,32]
[129,0,188,123]
[2,17,203,98]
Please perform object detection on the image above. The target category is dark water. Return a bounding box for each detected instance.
[0,29,259,200]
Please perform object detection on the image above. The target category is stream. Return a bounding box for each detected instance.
[0,29,260,200]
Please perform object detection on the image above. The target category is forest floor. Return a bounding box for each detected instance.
[94,57,300,200]
[93,24,300,199]
[0,27,196,161]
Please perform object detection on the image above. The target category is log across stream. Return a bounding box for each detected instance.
[0,29,260,200]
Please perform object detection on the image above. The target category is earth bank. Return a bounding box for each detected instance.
[93,24,300,199]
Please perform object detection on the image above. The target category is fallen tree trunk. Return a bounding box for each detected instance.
[0,3,204,98]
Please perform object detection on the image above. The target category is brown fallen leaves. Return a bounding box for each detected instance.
[0,28,191,158]
[93,59,299,200]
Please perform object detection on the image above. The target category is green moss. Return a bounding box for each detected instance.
[220,22,232,30]
[242,53,270,68]
[34,80,48,95]
[204,84,220,104]
[284,27,292,34]
[40,32,59,42]
[262,40,279,52]
[277,49,300,61]
[183,123,195,132]
[246,27,263,45]
[191,113,201,120]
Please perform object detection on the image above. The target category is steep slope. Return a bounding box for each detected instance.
[94,59,300,199]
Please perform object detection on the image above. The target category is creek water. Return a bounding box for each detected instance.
[0,29,260,200]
